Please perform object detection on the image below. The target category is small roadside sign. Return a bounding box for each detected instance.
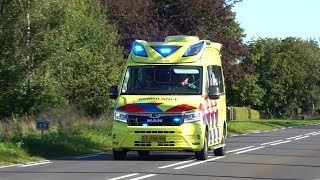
[36,120,50,140]
[36,120,50,130]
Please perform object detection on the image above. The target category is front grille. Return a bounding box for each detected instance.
[128,114,182,126]
[134,141,151,146]
[158,141,175,146]
[134,131,175,134]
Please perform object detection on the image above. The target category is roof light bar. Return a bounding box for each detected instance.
[183,41,204,57]
[133,42,147,57]
[151,46,181,57]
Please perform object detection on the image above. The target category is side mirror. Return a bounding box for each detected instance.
[109,85,118,99]
[208,85,220,99]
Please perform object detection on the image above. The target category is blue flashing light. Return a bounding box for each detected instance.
[133,42,147,57]
[151,46,181,57]
[183,41,204,57]
[173,118,181,123]
[142,123,148,127]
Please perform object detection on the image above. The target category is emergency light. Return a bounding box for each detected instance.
[183,41,204,57]
[133,42,147,57]
[151,46,181,57]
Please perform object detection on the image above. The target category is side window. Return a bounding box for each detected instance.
[206,66,225,94]
[212,65,224,94]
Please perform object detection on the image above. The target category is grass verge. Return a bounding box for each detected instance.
[0,124,112,166]
[227,119,320,136]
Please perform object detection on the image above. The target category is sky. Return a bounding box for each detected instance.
[233,0,320,43]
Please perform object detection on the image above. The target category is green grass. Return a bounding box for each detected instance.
[227,119,320,136]
[0,122,112,166]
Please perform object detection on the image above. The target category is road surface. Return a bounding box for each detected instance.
[1,124,320,180]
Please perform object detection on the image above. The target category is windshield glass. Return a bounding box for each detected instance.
[121,65,202,95]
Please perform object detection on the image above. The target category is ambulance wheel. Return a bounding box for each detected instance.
[113,149,127,160]
[214,127,226,156]
[195,136,208,160]
[138,151,150,159]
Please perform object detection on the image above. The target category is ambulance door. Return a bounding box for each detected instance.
[206,65,226,145]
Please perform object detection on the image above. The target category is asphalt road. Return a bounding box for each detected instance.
[1,124,320,180]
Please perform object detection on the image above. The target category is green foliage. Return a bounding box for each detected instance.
[245,38,320,115]
[0,0,124,118]
[231,75,266,108]
[249,109,260,120]
[233,107,249,120]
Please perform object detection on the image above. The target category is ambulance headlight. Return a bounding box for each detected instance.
[183,42,204,57]
[114,110,127,123]
[183,111,203,123]
[133,42,147,57]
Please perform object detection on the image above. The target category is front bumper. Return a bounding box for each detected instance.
[112,121,206,151]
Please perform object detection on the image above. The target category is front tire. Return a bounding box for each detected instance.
[138,151,150,160]
[195,136,208,160]
[113,149,127,160]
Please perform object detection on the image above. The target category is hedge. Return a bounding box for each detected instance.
[228,107,261,120]
[233,107,249,120]
[249,109,260,120]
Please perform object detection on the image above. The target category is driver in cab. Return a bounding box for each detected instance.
[180,75,198,90]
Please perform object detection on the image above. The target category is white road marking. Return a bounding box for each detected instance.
[226,146,255,153]
[158,159,195,169]
[294,136,310,140]
[108,173,140,180]
[0,164,22,169]
[305,132,318,135]
[260,140,283,145]
[129,174,157,180]
[287,135,304,140]
[19,161,52,167]
[174,156,225,170]
[269,140,291,146]
[234,146,265,154]
[74,154,99,159]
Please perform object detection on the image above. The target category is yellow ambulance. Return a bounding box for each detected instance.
[109,35,227,160]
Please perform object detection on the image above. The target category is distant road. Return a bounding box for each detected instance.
[1,124,320,180]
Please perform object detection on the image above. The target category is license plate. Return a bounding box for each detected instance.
[142,135,166,142]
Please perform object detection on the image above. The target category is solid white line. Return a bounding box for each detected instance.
[260,140,283,145]
[108,173,140,180]
[287,135,304,140]
[294,136,310,140]
[269,140,291,146]
[0,164,22,169]
[234,146,265,154]
[226,146,255,153]
[129,174,157,180]
[19,161,52,167]
[74,154,99,159]
[158,159,195,169]
[174,156,225,170]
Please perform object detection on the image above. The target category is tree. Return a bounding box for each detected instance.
[245,38,320,115]
[0,0,124,118]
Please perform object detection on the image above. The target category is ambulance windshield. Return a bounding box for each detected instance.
[121,66,202,95]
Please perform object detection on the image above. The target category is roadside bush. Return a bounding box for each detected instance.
[249,109,260,120]
[233,107,249,120]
